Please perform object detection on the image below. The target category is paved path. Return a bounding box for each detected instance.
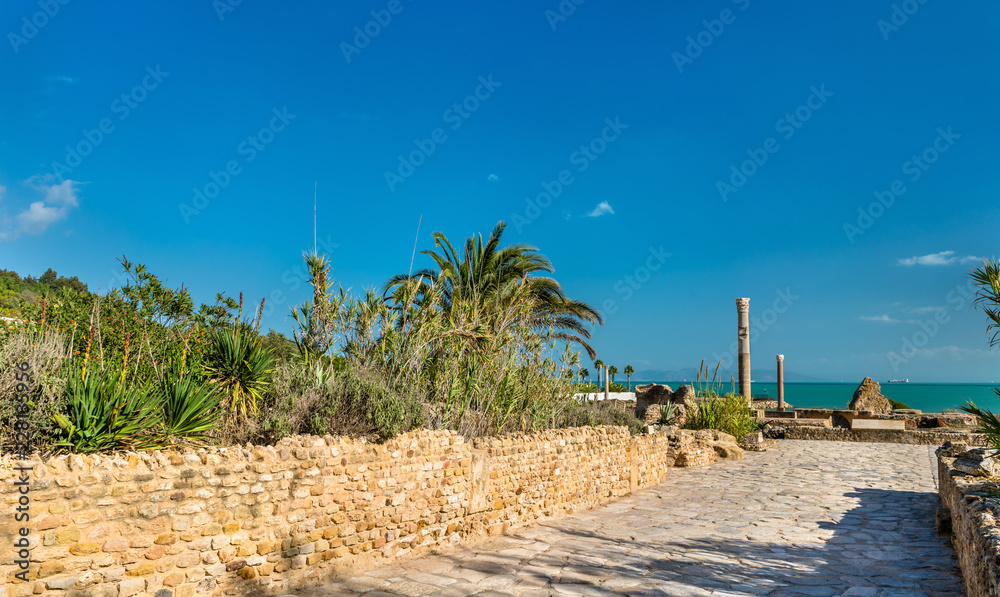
[304,440,963,597]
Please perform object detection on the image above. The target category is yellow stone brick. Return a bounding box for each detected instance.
[126,562,156,577]
[201,523,223,536]
[37,561,64,578]
[69,542,101,556]
[54,526,80,544]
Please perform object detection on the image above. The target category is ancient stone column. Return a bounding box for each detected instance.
[736,298,751,402]
[604,365,610,401]
[776,354,785,411]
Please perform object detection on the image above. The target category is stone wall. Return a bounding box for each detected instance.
[937,446,1000,595]
[0,426,738,597]
[780,426,987,446]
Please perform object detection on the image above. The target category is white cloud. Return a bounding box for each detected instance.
[859,315,900,323]
[587,201,614,217]
[16,201,67,235]
[41,179,80,207]
[913,345,990,360]
[910,306,945,315]
[898,251,983,266]
[0,178,81,241]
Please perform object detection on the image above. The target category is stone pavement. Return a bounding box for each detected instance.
[299,440,963,596]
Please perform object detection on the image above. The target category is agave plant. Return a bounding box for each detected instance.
[202,323,275,419]
[158,364,222,444]
[53,366,164,453]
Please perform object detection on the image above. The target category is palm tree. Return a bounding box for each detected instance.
[971,258,1000,348]
[594,359,604,387]
[624,365,634,390]
[579,368,590,384]
[384,221,603,358]
[608,365,618,385]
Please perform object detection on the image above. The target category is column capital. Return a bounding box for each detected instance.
[736,298,750,312]
[777,354,784,362]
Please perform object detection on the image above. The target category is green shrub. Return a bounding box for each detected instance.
[53,367,164,453]
[887,398,911,410]
[158,364,222,445]
[202,323,275,419]
[560,400,644,435]
[0,327,68,450]
[684,393,758,440]
[658,402,678,425]
[961,402,1000,450]
[240,361,425,444]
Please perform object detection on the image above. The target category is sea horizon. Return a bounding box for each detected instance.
[627,381,999,414]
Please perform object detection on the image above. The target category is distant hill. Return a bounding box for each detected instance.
[634,368,832,384]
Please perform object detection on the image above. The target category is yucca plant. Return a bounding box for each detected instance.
[159,364,222,444]
[964,259,1000,445]
[53,366,164,453]
[202,323,275,419]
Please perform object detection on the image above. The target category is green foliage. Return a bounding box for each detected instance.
[262,328,299,362]
[0,267,88,317]
[241,362,425,444]
[624,364,634,389]
[54,367,164,453]
[683,393,758,440]
[887,398,912,410]
[560,400,644,435]
[966,260,1000,446]
[658,402,679,425]
[159,365,222,444]
[970,258,1000,348]
[961,402,1000,451]
[290,252,338,361]
[0,326,68,450]
[202,322,275,419]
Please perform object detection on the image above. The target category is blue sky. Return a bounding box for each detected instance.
[1,1,998,382]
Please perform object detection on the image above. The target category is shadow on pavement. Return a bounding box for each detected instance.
[267,487,963,596]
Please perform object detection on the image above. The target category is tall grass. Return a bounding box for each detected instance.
[683,393,758,440]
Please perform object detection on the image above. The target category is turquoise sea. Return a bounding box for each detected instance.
[636,381,1000,414]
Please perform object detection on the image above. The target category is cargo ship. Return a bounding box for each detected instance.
[887,378,909,383]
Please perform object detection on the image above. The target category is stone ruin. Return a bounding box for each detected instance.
[847,377,893,414]
[635,383,697,426]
